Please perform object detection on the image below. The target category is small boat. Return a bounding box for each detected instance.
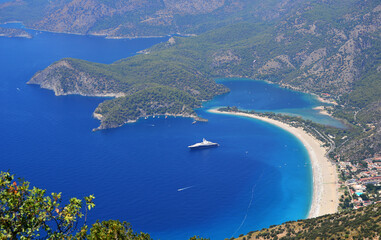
[188,138,219,149]
[192,121,197,124]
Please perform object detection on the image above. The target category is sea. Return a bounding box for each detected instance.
[0,24,343,239]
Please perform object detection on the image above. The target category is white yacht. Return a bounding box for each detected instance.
[188,138,219,149]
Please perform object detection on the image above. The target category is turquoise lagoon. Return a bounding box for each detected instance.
[0,27,342,239]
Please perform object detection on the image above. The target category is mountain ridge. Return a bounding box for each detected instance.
[0,0,304,38]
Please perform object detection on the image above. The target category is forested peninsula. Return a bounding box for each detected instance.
[27,53,228,130]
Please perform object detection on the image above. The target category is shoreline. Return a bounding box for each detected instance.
[208,108,338,218]
[0,21,195,40]
[91,113,201,132]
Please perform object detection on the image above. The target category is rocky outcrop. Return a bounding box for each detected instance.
[163,0,225,14]
[27,59,125,97]
[258,55,295,75]
[32,0,117,34]
[211,50,242,76]
[301,48,326,68]
[212,50,241,66]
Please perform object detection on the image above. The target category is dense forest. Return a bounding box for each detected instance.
[93,86,201,130]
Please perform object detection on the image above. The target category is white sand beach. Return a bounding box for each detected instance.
[313,106,331,116]
[208,109,339,218]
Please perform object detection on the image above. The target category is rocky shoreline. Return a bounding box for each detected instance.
[91,112,207,132]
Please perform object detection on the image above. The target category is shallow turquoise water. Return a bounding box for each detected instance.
[0,27,341,239]
[206,78,345,128]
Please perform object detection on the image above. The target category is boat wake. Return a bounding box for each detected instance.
[231,171,264,238]
[177,186,194,192]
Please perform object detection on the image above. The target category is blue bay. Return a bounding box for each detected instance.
[0,30,341,239]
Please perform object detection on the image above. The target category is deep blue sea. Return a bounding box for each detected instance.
[0,26,342,239]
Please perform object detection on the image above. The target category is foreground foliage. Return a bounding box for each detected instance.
[0,171,213,239]
[0,172,151,240]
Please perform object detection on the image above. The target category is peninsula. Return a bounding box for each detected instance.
[27,58,228,130]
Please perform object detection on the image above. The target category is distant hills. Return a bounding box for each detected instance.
[1,0,312,38]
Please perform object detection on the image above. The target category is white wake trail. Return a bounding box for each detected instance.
[231,171,264,238]
[177,186,194,192]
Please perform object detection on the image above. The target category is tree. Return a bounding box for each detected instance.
[361,194,370,201]
[189,236,210,240]
[0,172,152,240]
[0,171,95,239]
[88,220,152,240]
[0,171,211,240]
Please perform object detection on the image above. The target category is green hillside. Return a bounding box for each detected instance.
[94,86,201,130]
[235,202,381,240]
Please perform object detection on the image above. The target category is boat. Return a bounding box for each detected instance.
[188,138,219,149]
